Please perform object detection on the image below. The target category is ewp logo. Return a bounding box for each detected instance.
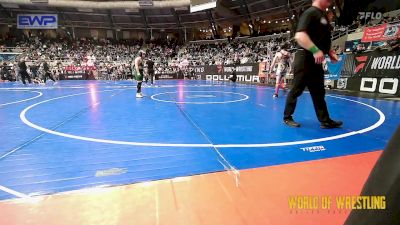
[18,14,58,29]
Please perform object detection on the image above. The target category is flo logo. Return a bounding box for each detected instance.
[358,12,382,20]
[354,56,368,73]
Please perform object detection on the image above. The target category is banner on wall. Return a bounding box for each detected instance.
[155,73,179,80]
[361,23,400,43]
[384,23,400,40]
[324,54,347,80]
[192,63,260,82]
[59,71,88,80]
[65,65,97,72]
[17,14,58,29]
[353,49,400,78]
[333,77,399,96]
[0,53,21,62]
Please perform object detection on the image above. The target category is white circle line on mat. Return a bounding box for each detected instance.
[0,90,43,107]
[151,91,249,104]
[19,91,385,148]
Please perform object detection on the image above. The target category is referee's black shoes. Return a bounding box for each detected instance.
[284,118,343,128]
[284,118,301,128]
[320,120,343,129]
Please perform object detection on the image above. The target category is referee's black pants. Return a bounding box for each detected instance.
[148,70,154,84]
[283,50,330,123]
[20,70,32,85]
[44,71,55,83]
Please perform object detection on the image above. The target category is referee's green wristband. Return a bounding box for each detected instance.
[309,45,320,54]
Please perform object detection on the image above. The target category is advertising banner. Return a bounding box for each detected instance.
[59,71,88,80]
[65,65,96,72]
[353,50,400,78]
[334,77,399,96]
[17,14,58,29]
[192,63,260,82]
[362,23,400,43]
[324,54,347,80]
[156,73,179,80]
[0,53,21,62]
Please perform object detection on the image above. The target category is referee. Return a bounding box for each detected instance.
[283,0,342,129]
[42,60,56,83]
[146,58,155,85]
[18,58,32,85]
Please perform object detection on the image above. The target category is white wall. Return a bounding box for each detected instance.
[107,30,114,39]
[347,31,364,41]
[332,34,349,49]
[0,25,10,37]
[90,29,99,39]
[123,31,130,39]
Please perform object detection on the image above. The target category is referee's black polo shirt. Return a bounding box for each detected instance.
[296,6,332,55]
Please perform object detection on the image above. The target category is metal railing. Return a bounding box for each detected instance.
[331,20,400,41]
[188,32,291,45]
